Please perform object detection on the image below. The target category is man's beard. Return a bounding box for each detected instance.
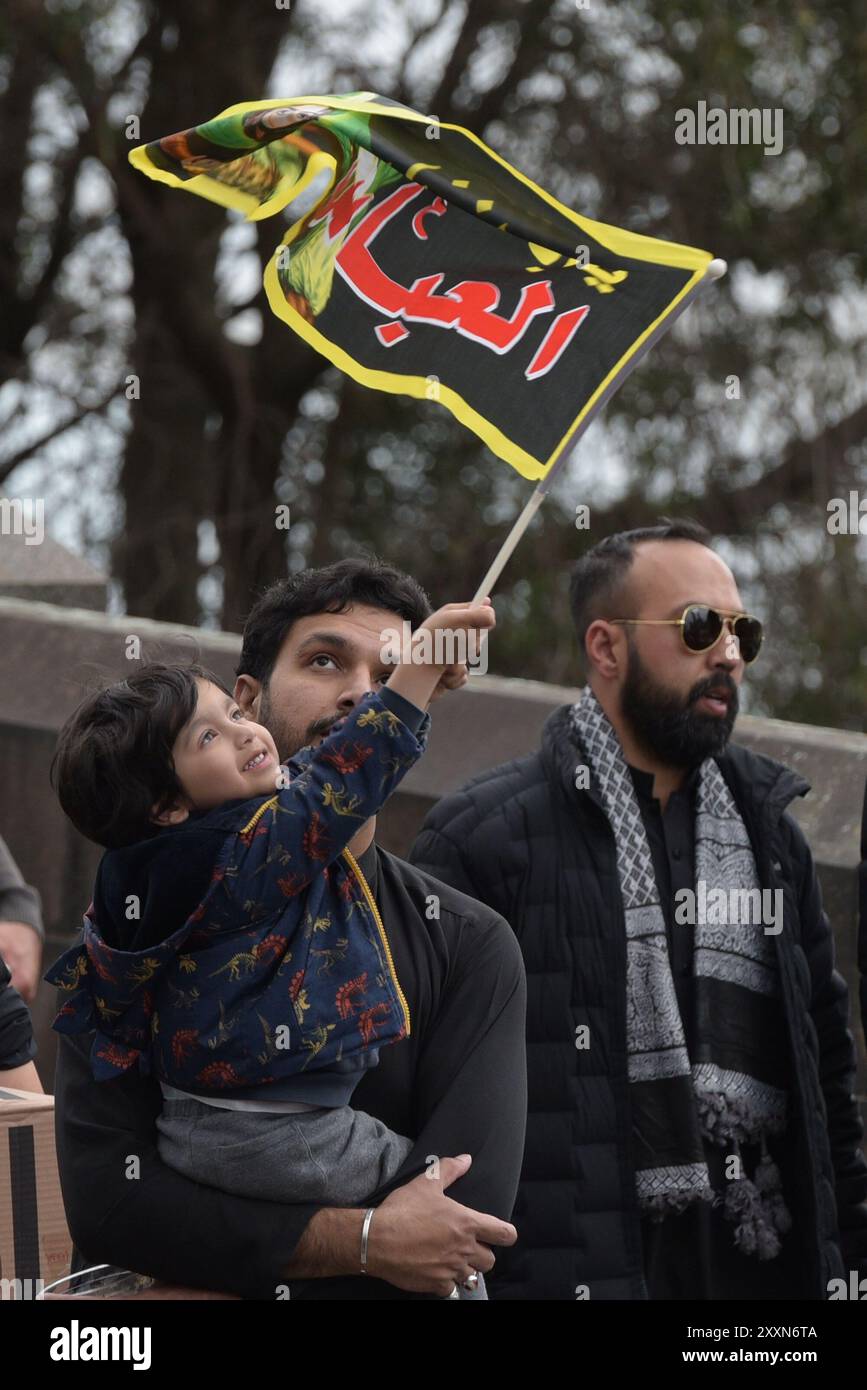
[619,643,739,769]
[258,684,345,761]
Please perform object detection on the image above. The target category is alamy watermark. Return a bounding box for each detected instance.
[827,492,867,535]
[675,102,783,157]
[49,1321,152,1368]
[827,1270,867,1299]
[1,1277,45,1300]
[675,883,783,935]
[0,497,44,545]
[379,621,488,676]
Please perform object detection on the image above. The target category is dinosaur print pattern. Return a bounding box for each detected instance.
[46,686,429,1096]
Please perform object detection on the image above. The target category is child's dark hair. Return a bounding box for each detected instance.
[52,663,232,850]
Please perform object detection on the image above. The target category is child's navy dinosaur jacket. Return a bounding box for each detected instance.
[45,686,429,1106]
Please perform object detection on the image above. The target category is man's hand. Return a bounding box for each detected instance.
[0,921,42,1005]
[281,1154,517,1295]
[367,1154,517,1296]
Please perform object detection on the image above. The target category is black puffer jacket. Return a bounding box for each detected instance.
[859,780,867,1061]
[411,703,867,1300]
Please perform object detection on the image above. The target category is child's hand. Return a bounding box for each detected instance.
[417,598,495,651]
[429,663,469,703]
[389,599,495,711]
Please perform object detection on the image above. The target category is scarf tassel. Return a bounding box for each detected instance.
[755,1141,793,1237]
[723,1139,791,1258]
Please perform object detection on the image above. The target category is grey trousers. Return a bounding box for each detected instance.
[156,1096,414,1206]
[156,1097,488,1298]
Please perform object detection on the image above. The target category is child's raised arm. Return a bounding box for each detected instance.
[220,598,494,912]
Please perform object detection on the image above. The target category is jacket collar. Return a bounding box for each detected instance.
[540,700,809,826]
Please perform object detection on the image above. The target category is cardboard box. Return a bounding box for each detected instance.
[0,1087,72,1299]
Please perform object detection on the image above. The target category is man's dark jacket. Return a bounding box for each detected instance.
[410,702,867,1300]
[859,780,867,1065]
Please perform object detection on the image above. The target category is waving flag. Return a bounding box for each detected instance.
[130,92,715,481]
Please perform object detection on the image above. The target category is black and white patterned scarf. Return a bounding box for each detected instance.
[569,686,792,1258]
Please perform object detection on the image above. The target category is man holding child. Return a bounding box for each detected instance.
[50,558,527,1300]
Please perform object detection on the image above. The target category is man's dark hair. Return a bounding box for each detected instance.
[237,554,432,685]
[51,663,232,850]
[568,518,713,657]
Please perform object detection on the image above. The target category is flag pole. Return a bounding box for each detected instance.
[471,258,727,606]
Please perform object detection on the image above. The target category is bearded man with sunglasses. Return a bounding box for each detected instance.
[411,519,867,1301]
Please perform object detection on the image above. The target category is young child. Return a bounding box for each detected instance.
[46,599,494,1212]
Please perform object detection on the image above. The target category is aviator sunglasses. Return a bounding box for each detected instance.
[608,605,763,665]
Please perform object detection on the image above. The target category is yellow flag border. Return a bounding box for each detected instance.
[130,92,711,268]
[131,92,715,479]
[264,250,707,480]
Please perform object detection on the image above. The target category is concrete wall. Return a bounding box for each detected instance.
[2,596,864,1140]
[0,532,107,612]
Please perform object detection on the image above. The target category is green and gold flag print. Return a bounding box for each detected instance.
[131,92,714,481]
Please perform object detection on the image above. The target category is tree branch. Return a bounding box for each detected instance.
[427,0,505,118]
[395,0,450,105]
[0,386,124,486]
[469,0,561,133]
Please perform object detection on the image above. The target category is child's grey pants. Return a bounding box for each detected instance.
[156,1096,488,1299]
[156,1095,413,1205]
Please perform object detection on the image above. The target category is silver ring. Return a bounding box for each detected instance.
[462,1270,480,1293]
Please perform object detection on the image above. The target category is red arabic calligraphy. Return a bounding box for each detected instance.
[411,196,448,240]
[525,304,590,379]
[308,163,375,239]
[334,183,589,377]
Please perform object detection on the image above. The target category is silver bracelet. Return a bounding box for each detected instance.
[360,1207,376,1275]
